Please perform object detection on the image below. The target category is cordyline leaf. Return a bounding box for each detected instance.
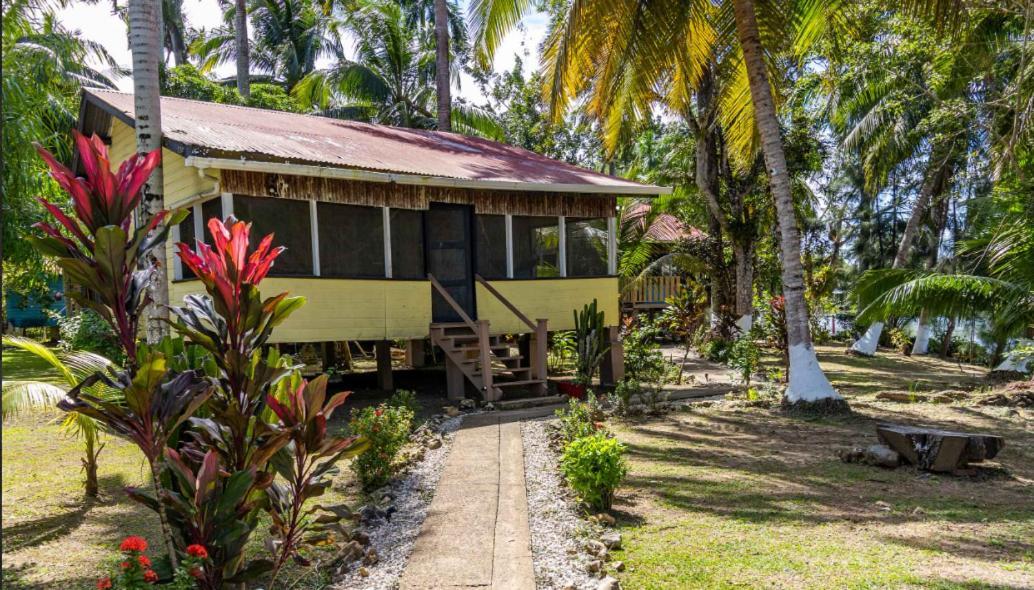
[94,225,128,283]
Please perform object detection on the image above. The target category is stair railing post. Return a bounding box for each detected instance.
[477,319,495,400]
[532,318,548,395]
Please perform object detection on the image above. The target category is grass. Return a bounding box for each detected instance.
[607,347,1034,589]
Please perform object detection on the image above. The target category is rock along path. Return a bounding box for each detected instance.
[399,412,537,590]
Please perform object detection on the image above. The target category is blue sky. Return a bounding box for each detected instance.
[56,0,549,104]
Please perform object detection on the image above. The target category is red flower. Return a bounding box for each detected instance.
[120,536,148,552]
[143,569,158,583]
[189,567,204,579]
[186,544,209,559]
[375,408,383,417]
[120,561,131,570]
[137,555,151,568]
[96,577,113,590]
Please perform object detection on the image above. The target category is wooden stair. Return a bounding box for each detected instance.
[428,275,549,401]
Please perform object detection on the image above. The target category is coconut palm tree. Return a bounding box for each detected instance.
[471,0,846,405]
[294,0,501,137]
[2,336,117,498]
[192,0,343,92]
[126,0,169,341]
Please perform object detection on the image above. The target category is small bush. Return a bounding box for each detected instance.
[699,337,732,363]
[57,309,122,362]
[348,403,414,490]
[387,389,420,422]
[554,393,604,443]
[623,320,669,382]
[727,337,761,384]
[560,433,627,511]
[612,379,641,414]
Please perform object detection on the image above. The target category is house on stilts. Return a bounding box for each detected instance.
[77,90,670,401]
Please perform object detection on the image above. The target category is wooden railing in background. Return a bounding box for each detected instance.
[621,275,683,309]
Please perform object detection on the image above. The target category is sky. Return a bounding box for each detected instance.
[56,0,549,104]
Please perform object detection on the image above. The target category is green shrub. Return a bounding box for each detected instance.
[56,309,122,362]
[560,433,627,510]
[348,403,414,490]
[623,320,669,382]
[387,389,420,422]
[611,379,641,414]
[726,337,761,384]
[554,393,604,443]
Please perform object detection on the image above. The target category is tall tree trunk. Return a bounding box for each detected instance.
[732,0,839,404]
[129,0,169,343]
[82,433,102,498]
[853,145,954,355]
[434,0,451,131]
[912,192,951,355]
[732,241,754,332]
[234,0,250,98]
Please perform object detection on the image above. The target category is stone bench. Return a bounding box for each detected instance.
[876,423,1005,472]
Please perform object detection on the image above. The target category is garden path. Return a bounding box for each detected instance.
[399,411,539,589]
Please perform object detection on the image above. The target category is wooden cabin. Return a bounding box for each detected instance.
[78,90,669,400]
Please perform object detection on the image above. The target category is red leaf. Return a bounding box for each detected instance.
[36,197,91,247]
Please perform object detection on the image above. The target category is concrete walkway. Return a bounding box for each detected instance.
[399,413,536,590]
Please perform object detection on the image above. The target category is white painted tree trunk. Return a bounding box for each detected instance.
[851,321,883,356]
[912,313,931,355]
[732,0,839,404]
[735,313,753,334]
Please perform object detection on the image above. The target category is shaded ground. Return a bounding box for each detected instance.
[608,349,1033,589]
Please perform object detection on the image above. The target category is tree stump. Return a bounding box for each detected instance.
[876,423,1005,472]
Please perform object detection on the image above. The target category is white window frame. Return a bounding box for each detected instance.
[607,216,617,276]
[504,214,514,278]
[383,207,393,278]
[171,224,183,280]
[310,200,320,276]
[558,216,567,277]
[220,192,234,219]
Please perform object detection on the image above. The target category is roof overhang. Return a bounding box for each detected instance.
[184,156,672,196]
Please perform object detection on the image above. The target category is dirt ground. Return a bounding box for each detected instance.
[608,348,1034,589]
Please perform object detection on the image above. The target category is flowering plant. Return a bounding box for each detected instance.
[348,403,413,489]
[96,537,210,589]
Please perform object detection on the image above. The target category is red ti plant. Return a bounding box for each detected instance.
[264,375,369,584]
[30,131,185,363]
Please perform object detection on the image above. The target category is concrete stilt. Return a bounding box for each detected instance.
[375,340,394,391]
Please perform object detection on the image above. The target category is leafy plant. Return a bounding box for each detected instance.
[93,535,210,589]
[264,375,368,585]
[549,330,576,372]
[622,319,669,384]
[554,393,604,444]
[348,402,413,490]
[888,327,912,353]
[573,299,609,384]
[386,389,420,424]
[56,308,123,363]
[29,131,182,363]
[560,433,627,511]
[727,337,761,385]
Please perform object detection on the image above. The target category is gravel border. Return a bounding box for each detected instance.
[523,418,600,590]
[334,414,463,590]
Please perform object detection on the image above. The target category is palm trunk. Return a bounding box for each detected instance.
[732,0,839,404]
[853,145,953,355]
[149,458,179,569]
[129,0,169,344]
[733,241,754,333]
[83,433,102,498]
[434,0,451,131]
[234,0,251,98]
[169,21,188,66]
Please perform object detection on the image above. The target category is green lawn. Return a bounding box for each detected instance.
[609,349,1034,589]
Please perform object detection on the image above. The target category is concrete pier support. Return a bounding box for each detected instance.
[599,325,624,386]
[375,340,394,391]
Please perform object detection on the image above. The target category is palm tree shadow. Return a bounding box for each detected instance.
[3,473,127,551]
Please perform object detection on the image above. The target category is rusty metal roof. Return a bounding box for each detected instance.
[84,90,665,194]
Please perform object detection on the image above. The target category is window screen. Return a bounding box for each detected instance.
[200,198,222,235]
[566,217,608,276]
[176,208,196,279]
[475,214,507,278]
[391,209,424,279]
[317,202,384,278]
[233,195,313,276]
[512,216,559,278]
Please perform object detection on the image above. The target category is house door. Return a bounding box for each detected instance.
[426,203,476,323]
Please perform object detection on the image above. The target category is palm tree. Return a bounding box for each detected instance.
[234,0,251,97]
[2,336,117,498]
[294,0,501,137]
[471,0,845,405]
[434,0,450,130]
[192,0,343,92]
[127,0,169,342]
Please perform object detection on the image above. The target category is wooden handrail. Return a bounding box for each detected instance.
[474,274,536,331]
[427,273,478,331]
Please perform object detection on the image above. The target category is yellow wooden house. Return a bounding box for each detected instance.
[78,90,669,400]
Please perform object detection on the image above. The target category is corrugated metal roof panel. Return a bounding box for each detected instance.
[85,90,663,193]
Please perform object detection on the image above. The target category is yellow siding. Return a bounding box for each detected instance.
[169,279,433,342]
[476,278,619,334]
